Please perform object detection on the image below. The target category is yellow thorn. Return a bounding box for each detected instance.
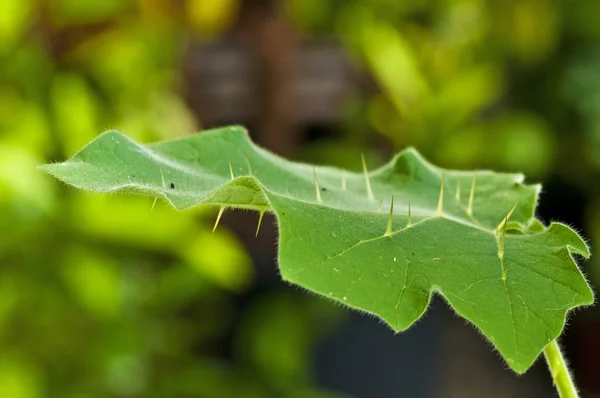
[213,207,225,233]
[313,168,322,203]
[497,205,517,265]
[256,210,265,237]
[436,173,444,217]
[229,162,234,180]
[159,166,166,189]
[407,202,412,226]
[498,215,507,263]
[361,153,374,200]
[506,203,517,221]
[467,173,476,216]
[385,196,394,236]
[456,182,460,201]
[341,170,347,191]
[152,166,167,211]
[496,204,518,234]
[245,158,253,175]
[551,369,558,386]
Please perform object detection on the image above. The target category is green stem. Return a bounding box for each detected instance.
[543,339,579,398]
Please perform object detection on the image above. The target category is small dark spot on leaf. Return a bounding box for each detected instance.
[170,183,175,189]
[321,187,327,192]
[412,252,415,256]
[282,212,286,216]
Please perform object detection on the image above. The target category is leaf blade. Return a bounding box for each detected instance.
[39,126,594,373]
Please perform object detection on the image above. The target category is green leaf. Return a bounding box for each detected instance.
[39,126,594,374]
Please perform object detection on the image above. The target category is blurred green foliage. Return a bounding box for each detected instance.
[1,0,599,396]
[0,1,342,397]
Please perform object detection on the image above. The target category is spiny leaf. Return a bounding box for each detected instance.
[39,126,594,374]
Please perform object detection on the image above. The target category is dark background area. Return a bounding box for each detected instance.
[1,0,599,397]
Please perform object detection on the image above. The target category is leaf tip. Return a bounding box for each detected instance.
[547,222,591,259]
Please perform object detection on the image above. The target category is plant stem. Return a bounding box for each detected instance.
[543,339,579,398]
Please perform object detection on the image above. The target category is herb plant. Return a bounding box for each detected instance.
[40,126,595,397]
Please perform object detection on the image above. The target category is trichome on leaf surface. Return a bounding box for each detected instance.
[39,126,593,379]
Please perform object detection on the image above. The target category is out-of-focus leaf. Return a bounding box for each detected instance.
[0,280,18,333]
[493,113,555,177]
[563,0,600,38]
[152,263,216,308]
[0,355,42,398]
[104,354,146,396]
[157,360,266,397]
[61,247,123,319]
[52,74,101,155]
[425,65,502,127]
[362,23,429,110]
[0,143,56,214]
[498,0,558,65]
[76,27,169,112]
[183,228,253,292]
[70,194,202,250]
[344,15,428,112]
[1,101,51,157]
[286,0,336,33]
[0,0,32,52]
[2,44,52,97]
[236,292,332,389]
[52,0,132,24]
[186,0,238,36]
[118,92,198,142]
[563,49,600,169]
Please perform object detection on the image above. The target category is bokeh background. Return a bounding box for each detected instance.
[1,0,599,397]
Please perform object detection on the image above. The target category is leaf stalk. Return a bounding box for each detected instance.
[543,339,579,398]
